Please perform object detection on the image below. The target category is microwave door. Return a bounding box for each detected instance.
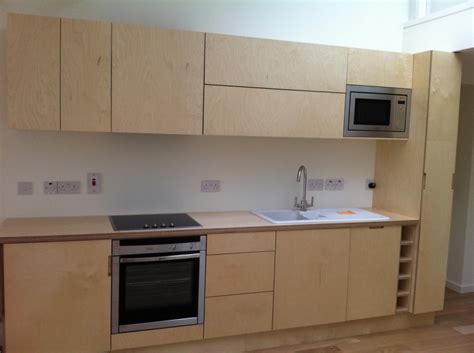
[348,93,396,132]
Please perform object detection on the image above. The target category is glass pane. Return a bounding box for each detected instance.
[354,99,391,126]
[430,0,468,13]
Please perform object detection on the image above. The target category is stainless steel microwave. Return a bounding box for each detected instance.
[344,85,411,138]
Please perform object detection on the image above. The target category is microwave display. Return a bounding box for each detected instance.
[344,85,411,138]
[354,98,391,126]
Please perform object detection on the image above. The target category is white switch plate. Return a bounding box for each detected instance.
[325,178,344,191]
[18,181,33,195]
[87,173,102,194]
[58,181,81,195]
[43,181,58,194]
[201,180,221,192]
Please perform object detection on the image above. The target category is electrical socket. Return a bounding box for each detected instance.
[335,178,344,190]
[44,181,58,195]
[201,180,221,193]
[58,181,81,195]
[307,178,324,191]
[325,178,344,191]
[17,182,33,195]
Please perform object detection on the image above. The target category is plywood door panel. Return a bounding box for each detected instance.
[204,85,345,138]
[7,13,60,130]
[61,18,111,132]
[414,52,462,314]
[205,34,348,92]
[273,229,350,330]
[4,240,111,353]
[347,48,413,89]
[206,252,275,297]
[111,325,203,351]
[112,23,204,134]
[373,52,430,218]
[204,292,273,339]
[347,226,401,321]
[207,231,275,254]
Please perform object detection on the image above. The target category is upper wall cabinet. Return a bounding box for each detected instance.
[7,13,60,131]
[347,49,413,89]
[112,23,204,135]
[61,19,112,132]
[205,34,348,92]
[204,86,344,138]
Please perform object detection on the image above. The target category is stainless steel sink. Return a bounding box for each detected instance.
[253,208,389,224]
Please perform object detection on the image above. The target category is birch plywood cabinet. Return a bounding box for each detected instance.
[347,48,413,89]
[273,229,350,330]
[4,240,111,353]
[112,23,204,134]
[204,86,345,138]
[346,226,401,321]
[7,13,60,131]
[61,19,112,132]
[205,34,348,92]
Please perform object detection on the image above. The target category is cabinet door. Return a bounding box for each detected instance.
[273,229,350,330]
[112,23,204,134]
[346,226,401,321]
[206,34,348,92]
[61,19,111,132]
[7,13,60,130]
[204,85,344,138]
[347,48,413,89]
[4,240,111,353]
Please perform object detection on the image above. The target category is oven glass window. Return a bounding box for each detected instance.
[354,98,391,126]
[119,257,200,326]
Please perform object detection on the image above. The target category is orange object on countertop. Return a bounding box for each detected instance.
[337,210,356,215]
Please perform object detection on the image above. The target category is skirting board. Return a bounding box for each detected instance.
[446,280,474,294]
[112,313,435,353]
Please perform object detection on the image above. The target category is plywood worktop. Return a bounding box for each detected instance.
[0,209,417,244]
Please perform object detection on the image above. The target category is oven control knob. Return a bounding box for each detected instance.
[152,224,158,229]
[172,245,177,251]
[143,224,150,229]
[161,223,167,228]
[170,222,175,228]
[190,244,194,250]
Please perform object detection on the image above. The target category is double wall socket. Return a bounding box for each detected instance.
[307,179,324,191]
[44,181,81,194]
[325,178,344,191]
[201,180,221,192]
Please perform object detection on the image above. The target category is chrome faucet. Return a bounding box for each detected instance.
[294,165,314,211]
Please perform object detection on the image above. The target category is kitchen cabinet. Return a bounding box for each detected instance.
[205,34,348,92]
[204,85,345,138]
[273,229,350,330]
[207,231,275,254]
[4,240,111,353]
[414,52,462,314]
[204,292,273,339]
[7,13,60,130]
[206,252,275,296]
[346,226,401,321]
[112,23,204,134]
[347,48,413,89]
[61,19,111,132]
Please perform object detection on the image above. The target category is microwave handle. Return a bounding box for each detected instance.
[120,253,200,263]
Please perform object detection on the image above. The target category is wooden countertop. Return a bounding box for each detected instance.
[0,209,418,244]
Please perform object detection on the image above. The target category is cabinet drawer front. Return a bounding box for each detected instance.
[347,226,401,321]
[207,232,275,254]
[204,85,344,138]
[206,252,275,297]
[347,48,413,89]
[206,34,348,92]
[204,292,273,339]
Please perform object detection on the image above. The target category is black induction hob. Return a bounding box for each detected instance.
[110,213,201,231]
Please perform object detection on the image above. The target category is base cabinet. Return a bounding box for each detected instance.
[346,226,401,320]
[273,229,351,330]
[4,240,111,353]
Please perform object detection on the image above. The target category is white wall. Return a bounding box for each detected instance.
[0,0,411,218]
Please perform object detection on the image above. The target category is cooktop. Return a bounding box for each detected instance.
[109,213,201,231]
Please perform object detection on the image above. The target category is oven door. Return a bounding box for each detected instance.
[112,251,205,333]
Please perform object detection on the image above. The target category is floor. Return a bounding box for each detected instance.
[252,289,474,353]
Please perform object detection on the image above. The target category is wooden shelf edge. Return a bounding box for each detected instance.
[397,291,410,297]
[399,257,412,263]
[396,306,409,313]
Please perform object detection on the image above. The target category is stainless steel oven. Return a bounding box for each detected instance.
[111,236,206,334]
[344,85,411,138]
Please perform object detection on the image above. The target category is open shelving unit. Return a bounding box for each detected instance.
[396,226,419,313]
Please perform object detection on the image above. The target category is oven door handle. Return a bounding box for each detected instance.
[119,253,201,263]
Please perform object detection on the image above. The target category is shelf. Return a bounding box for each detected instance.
[401,240,414,246]
[398,273,411,280]
[397,290,410,297]
[396,306,409,313]
[399,257,412,263]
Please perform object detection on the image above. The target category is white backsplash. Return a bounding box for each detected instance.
[2,130,375,218]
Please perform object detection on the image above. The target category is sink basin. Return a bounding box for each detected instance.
[254,208,389,224]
